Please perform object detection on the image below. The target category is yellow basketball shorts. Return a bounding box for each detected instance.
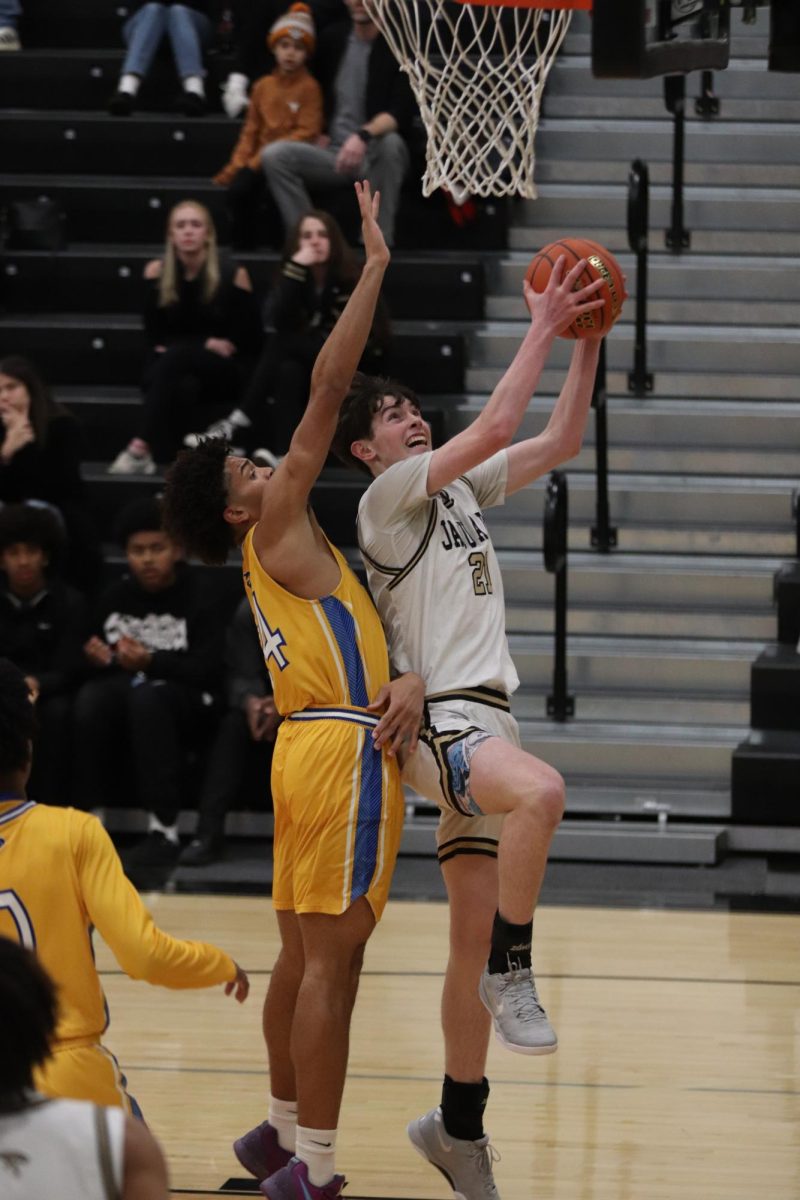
[34,1041,137,1113]
[404,686,516,866]
[271,708,404,919]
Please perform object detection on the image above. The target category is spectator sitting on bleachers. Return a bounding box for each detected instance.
[180,595,279,866]
[0,504,86,807]
[0,0,21,50]
[0,356,102,594]
[184,207,389,459]
[108,0,216,118]
[73,497,225,880]
[220,0,346,118]
[108,200,263,476]
[260,0,416,246]
[213,3,323,250]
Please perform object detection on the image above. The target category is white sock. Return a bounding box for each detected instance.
[229,408,251,429]
[269,1096,297,1153]
[296,1126,337,1188]
[148,814,179,844]
[119,73,140,96]
[183,74,205,97]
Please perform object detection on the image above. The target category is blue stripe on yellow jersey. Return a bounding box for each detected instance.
[242,526,391,716]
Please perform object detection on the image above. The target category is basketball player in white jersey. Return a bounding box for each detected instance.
[333,257,606,1198]
[0,936,168,1200]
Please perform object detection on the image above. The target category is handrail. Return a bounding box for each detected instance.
[664,74,691,251]
[627,158,654,397]
[543,471,574,721]
[591,339,617,553]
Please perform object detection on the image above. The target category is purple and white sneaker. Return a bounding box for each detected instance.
[233,1120,293,1181]
[260,1156,346,1199]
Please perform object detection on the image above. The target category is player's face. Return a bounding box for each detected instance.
[224,456,275,525]
[366,396,430,468]
[0,541,47,598]
[126,531,181,592]
[274,36,307,73]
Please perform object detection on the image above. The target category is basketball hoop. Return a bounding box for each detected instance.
[363,0,591,202]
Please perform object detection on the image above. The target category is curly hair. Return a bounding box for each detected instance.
[162,439,233,566]
[114,495,165,549]
[0,658,37,774]
[332,373,420,476]
[0,938,58,1107]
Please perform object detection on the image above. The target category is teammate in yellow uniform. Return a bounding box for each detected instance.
[0,659,249,1115]
[163,182,421,1200]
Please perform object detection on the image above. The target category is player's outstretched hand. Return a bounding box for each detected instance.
[524,255,606,338]
[368,672,424,759]
[355,180,390,270]
[225,962,250,1003]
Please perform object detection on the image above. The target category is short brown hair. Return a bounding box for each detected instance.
[332,373,420,476]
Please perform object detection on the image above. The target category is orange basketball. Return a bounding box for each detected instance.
[525,237,626,339]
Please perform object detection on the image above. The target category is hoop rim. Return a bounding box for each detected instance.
[454,0,592,9]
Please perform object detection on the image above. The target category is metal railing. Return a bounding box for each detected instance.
[543,471,574,721]
[627,158,654,396]
[664,74,691,251]
[591,339,617,552]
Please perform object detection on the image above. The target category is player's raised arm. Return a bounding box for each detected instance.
[425,262,605,498]
[267,181,389,516]
[503,334,602,495]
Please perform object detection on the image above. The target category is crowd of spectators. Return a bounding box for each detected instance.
[0,0,421,870]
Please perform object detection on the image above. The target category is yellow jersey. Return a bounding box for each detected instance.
[0,799,235,1047]
[242,526,391,716]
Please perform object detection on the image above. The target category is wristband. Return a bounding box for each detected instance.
[357,127,373,144]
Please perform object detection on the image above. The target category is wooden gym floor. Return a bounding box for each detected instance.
[95,894,800,1200]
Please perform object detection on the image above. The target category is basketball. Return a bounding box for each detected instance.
[525,237,626,339]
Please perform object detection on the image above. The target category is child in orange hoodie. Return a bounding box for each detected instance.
[214,3,322,248]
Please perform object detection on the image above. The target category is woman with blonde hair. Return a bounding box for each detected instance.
[109,199,263,475]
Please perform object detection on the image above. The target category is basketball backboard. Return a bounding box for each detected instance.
[592,0,800,79]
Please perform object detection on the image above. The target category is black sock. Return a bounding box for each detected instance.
[488,910,533,974]
[441,1074,489,1142]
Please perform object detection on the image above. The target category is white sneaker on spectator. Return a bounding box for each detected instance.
[252,447,280,469]
[108,443,156,475]
[183,408,250,449]
[222,72,249,119]
[0,26,21,50]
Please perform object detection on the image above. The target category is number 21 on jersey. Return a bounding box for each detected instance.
[469,551,493,596]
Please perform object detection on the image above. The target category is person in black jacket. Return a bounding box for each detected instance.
[183,208,389,456]
[180,595,279,865]
[108,200,263,475]
[72,497,225,873]
[260,0,415,245]
[0,356,102,594]
[0,504,86,806]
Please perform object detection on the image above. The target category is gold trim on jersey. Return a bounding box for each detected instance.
[437,834,500,865]
[426,685,510,712]
[359,501,439,592]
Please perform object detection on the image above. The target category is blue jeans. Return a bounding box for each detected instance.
[122,3,212,80]
[0,0,21,29]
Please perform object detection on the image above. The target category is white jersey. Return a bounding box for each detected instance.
[358,450,519,696]
[0,1095,125,1200]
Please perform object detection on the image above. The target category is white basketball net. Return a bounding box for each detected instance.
[363,0,574,201]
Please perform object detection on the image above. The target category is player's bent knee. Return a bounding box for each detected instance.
[535,768,566,827]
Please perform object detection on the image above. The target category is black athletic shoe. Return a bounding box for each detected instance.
[108,90,135,116]
[178,835,225,867]
[123,831,180,868]
[178,91,207,117]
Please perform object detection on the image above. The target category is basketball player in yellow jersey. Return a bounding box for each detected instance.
[163,182,421,1200]
[0,658,249,1116]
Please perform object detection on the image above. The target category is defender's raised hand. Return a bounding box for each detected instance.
[355,180,390,269]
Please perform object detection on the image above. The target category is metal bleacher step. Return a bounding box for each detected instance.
[485,472,796,557]
[449,394,800,477]
[469,319,800,379]
[508,632,758,696]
